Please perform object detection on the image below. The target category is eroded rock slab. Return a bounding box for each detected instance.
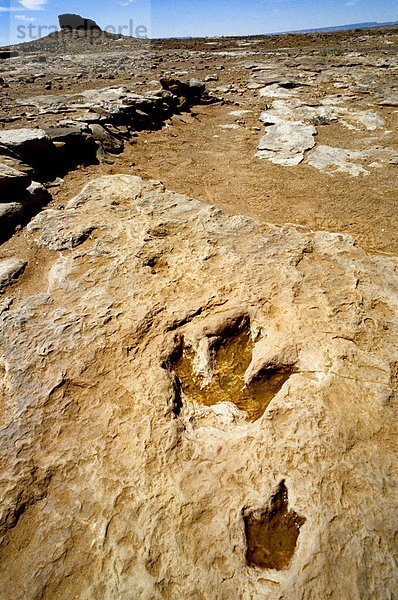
[306,144,398,176]
[0,258,27,293]
[307,145,368,176]
[257,117,317,165]
[0,128,53,166]
[0,175,397,599]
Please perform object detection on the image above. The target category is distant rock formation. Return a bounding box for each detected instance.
[58,14,101,32]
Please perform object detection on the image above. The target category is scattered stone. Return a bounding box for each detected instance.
[257,118,317,166]
[349,110,385,131]
[229,110,252,117]
[247,82,264,90]
[260,84,300,98]
[47,177,64,188]
[0,258,27,293]
[306,145,367,176]
[219,124,241,130]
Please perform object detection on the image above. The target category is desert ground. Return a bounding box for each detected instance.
[0,23,397,600]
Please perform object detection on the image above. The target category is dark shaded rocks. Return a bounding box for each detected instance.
[0,164,31,196]
[0,203,25,235]
[0,155,34,177]
[0,128,55,170]
[58,14,101,32]
[0,50,18,60]
[31,55,47,64]
[26,181,51,207]
[46,126,98,169]
[160,78,220,109]
[0,189,51,241]
[0,147,51,241]
[88,124,124,157]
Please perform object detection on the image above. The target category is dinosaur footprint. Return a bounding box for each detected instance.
[243,481,306,570]
[171,318,294,422]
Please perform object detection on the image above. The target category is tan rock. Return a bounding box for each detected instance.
[0,175,397,599]
[0,258,27,293]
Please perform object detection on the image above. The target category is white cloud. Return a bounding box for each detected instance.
[119,0,136,6]
[18,0,47,9]
[15,13,36,21]
[0,6,23,11]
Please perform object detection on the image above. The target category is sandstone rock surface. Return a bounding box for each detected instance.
[0,258,27,293]
[0,175,397,599]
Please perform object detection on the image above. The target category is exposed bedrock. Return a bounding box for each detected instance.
[0,175,396,598]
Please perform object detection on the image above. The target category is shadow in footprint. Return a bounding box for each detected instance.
[171,320,293,421]
[243,481,306,570]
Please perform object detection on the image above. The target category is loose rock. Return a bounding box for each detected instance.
[0,258,27,293]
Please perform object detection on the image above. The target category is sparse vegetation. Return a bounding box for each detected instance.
[319,47,345,56]
[310,115,333,126]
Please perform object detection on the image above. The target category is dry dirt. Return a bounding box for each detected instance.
[63,100,397,254]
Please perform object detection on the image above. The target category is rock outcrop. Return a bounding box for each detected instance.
[0,80,215,242]
[0,175,397,599]
[58,14,101,32]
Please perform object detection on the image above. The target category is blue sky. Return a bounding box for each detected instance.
[1,0,398,45]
